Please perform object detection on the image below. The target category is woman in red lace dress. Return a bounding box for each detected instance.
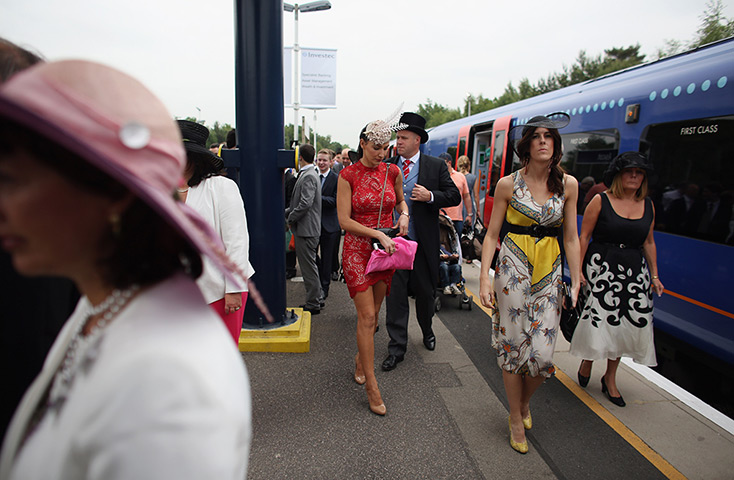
[337,113,409,415]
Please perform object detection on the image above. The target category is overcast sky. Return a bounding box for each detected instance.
[2,0,731,147]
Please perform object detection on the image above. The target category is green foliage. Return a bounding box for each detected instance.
[283,124,347,151]
[692,0,734,47]
[417,99,462,129]
[181,117,233,146]
[459,44,646,121]
[656,0,733,58]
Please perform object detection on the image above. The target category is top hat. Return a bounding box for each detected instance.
[399,112,429,144]
[603,151,654,186]
[178,120,225,172]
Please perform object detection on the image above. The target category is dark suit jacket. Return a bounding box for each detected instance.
[320,170,339,234]
[387,153,461,285]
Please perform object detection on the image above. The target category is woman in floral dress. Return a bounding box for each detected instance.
[337,110,409,416]
[479,114,580,454]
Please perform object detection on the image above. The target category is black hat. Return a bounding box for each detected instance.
[438,152,453,162]
[177,120,224,171]
[508,112,570,157]
[399,112,429,144]
[603,151,654,186]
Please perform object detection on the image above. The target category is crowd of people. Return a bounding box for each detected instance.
[0,36,672,477]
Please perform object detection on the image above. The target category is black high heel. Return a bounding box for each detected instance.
[601,376,626,407]
[577,371,590,388]
[577,360,591,388]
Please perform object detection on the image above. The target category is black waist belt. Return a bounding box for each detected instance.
[506,223,560,238]
[596,242,642,249]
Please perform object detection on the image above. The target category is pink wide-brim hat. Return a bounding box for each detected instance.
[0,60,257,306]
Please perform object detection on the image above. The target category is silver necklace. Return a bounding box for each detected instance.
[46,285,139,415]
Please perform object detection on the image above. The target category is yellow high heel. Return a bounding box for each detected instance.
[522,410,532,430]
[509,417,528,454]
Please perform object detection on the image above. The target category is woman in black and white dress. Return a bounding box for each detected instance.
[570,152,664,407]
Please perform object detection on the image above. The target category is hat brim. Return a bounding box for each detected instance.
[0,94,244,291]
[184,142,225,171]
[405,126,428,144]
[602,157,655,187]
[508,112,570,157]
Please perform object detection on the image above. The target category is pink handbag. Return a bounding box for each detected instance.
[366,236,418,274]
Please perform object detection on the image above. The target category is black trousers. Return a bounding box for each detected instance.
[317,230,340,297]
[385,245,435,357]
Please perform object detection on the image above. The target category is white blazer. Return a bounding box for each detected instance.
[0,274,251,480]
[186,175,255,303]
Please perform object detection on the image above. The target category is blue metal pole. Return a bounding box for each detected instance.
[234,0,289,327]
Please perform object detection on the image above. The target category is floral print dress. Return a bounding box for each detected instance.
[491,171,565,378]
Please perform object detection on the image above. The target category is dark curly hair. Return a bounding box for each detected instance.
[516,126,565,196]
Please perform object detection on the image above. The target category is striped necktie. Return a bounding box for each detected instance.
[402,159,411,179]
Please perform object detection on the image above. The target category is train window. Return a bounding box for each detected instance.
[560,129,619,182]
[446,146,457,162]
[459,137,467,157]
[641,116,734,246]
[488,130,505,195]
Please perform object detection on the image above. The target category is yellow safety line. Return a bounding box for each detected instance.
[464,286,687,480]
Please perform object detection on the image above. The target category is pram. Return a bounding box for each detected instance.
[460,216,486,263]
[435,212,472,311]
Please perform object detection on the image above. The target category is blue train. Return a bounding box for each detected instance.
[419,38,734,373]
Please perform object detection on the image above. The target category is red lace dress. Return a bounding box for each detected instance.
[340,161,400,298]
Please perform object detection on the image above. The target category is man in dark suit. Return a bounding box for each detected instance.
[315,148,339,299]
[382,112,461,370]
[286,144,323,314]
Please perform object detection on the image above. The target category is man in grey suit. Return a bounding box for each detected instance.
[286,144,323,314]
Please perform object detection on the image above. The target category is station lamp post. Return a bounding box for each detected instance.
[283,1,331,145]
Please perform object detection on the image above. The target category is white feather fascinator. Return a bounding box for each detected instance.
[362,104,407,145]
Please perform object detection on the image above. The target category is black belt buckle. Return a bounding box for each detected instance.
[528,224,543,237]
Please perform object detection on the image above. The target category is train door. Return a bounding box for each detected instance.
[474,115,511,225]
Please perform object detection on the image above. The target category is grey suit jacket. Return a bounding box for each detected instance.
[286,165,322,237]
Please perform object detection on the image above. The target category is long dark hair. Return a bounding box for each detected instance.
[186,154,223,187]
[0,120,202,289]
[516,126,565,196]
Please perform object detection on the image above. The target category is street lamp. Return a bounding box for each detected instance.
[284,1,332,145]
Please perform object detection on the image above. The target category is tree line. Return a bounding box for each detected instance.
[418,0,733,129]
[193,1,732,147]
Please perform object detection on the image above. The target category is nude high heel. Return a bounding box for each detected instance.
[366,382,386,416]
[354,354,366,385]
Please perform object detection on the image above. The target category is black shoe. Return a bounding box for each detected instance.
[601,376,626,407]
[577,371,590,388]
[381,354,404,371]
[299,304,321,315]
[286,271,296,279]
[423,333,436,351]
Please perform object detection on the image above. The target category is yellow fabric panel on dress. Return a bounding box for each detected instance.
[505,203,561,287]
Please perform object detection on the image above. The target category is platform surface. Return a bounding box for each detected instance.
[241,260,734,479]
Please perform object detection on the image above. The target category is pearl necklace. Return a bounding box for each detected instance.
[46,285,139,415]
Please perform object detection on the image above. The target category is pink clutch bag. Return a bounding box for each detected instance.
[365,237,418,274]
